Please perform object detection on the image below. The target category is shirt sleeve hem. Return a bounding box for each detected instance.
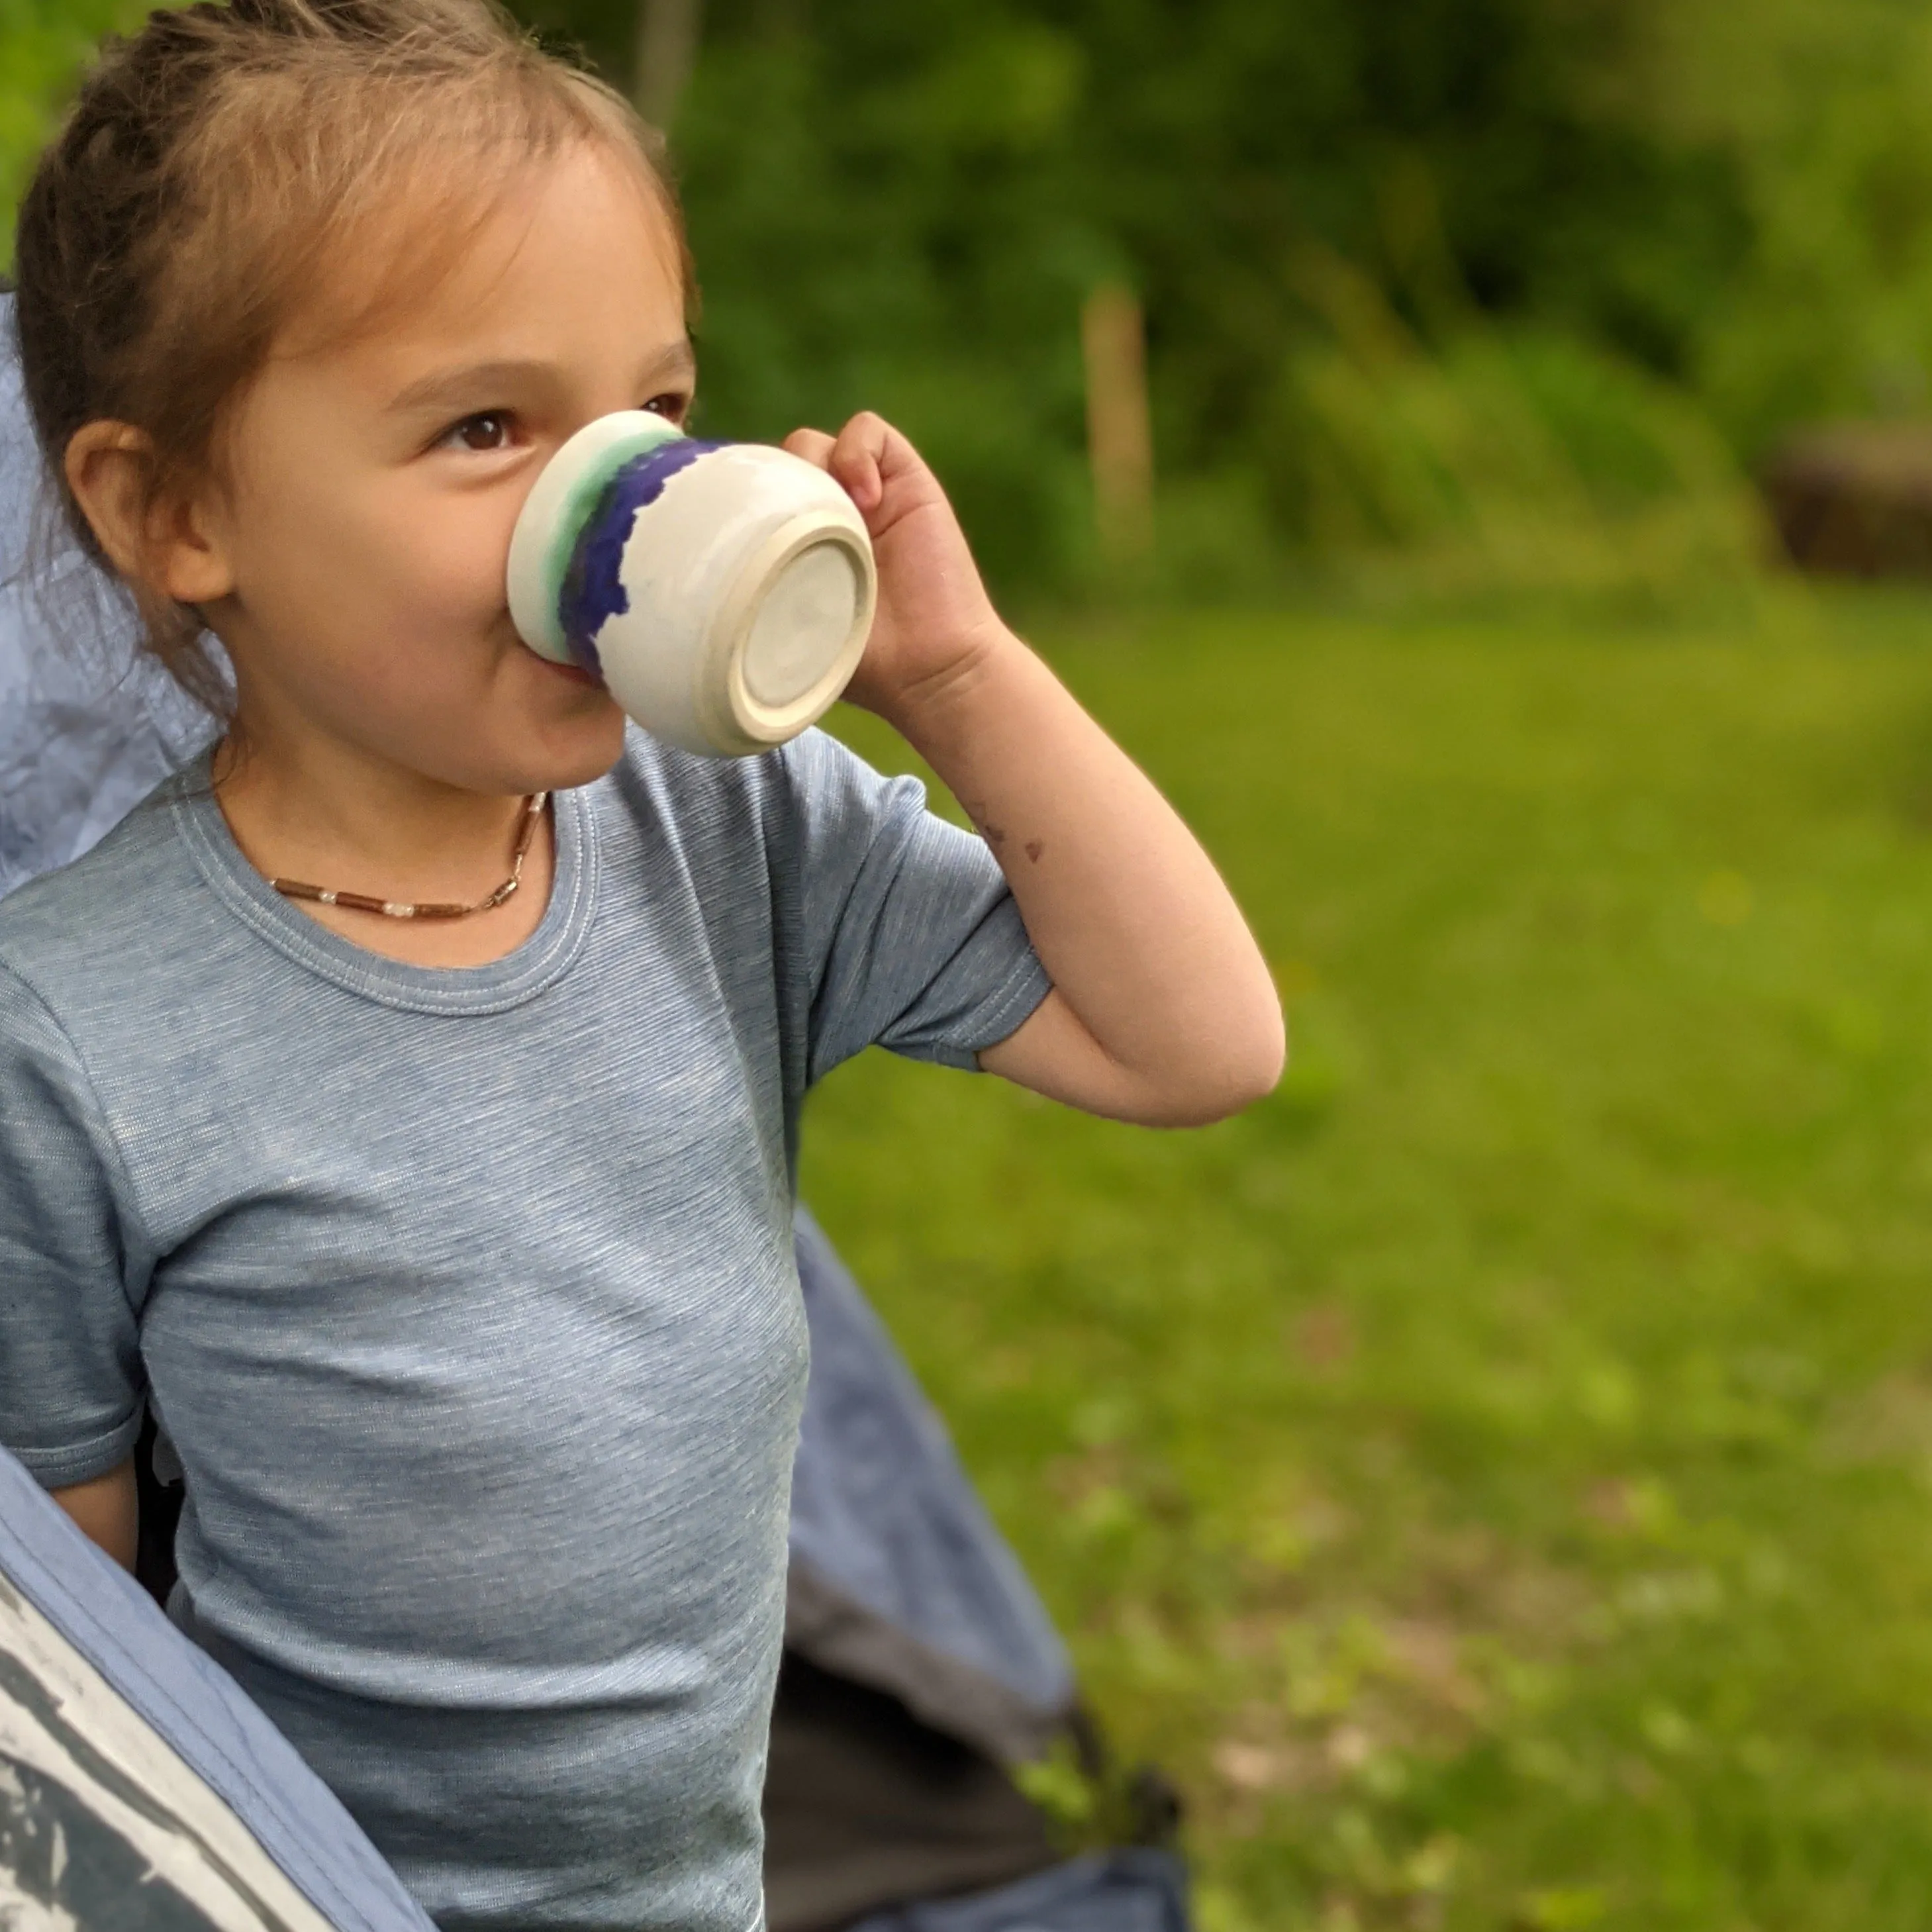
[906,951,1054,1073]
[9,1410,144,1491]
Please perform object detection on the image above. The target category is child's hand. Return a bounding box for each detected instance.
[781,413,1007,728]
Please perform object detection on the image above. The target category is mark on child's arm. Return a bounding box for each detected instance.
[968,802,1009,849]
[963,798,1040,862]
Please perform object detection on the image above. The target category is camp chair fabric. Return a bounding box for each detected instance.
[0,1441,437,1932]
[769,1218,1081,1929]
[847,1851,1190,1932]
[0,295,213,900]
[787,1210,1074,1768]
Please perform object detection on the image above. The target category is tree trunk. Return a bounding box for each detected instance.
[636,0,702,132]
[1081,284,1155,565]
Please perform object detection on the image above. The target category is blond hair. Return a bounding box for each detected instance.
[13,0,693,714]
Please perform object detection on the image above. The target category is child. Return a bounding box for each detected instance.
[0,2,1282,1927]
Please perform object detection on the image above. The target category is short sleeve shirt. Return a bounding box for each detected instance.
[0,726,1049,1932]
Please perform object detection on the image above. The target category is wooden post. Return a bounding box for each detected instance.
[636,0,703,131]
[1081,283,1154,564]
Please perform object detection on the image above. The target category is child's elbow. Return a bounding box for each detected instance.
[1250,1004,1290,1104]
[1150,1001,1288,1128]
[1221,1002,1288,1116]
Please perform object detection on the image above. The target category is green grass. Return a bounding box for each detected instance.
[802,588,1932,1932]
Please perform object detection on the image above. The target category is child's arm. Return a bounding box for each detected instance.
[785,414,1284,1128]
[52,1458,138,1570]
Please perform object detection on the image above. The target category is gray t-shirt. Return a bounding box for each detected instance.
[0,725,1048,1932]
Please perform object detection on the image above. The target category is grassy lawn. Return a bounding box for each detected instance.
[803,591,1932,1932]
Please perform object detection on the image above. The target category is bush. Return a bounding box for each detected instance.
[0,1,143,260]
[13,0,1925,607]
[1264,258,1769,607]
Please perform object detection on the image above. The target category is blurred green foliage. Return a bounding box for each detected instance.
[504,0,1932,601]
[0,1,142,230]
[13,3,1932,599]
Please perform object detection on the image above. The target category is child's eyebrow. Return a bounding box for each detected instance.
[386,344,697,417]
[639,341,699,392]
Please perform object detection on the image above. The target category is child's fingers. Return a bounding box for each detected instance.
[782,427,838,470]
[828,412,894,513]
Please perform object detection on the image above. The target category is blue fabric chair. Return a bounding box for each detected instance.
[0,307,211,900]
[0,1439,436,1931]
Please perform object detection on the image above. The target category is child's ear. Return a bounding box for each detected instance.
[62,420,235,606]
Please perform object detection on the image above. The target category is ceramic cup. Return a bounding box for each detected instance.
[507,411,877,757]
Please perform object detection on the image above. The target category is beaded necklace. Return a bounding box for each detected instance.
[267,793,549,922]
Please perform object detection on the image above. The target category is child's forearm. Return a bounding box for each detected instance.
[882,625,1284,1126]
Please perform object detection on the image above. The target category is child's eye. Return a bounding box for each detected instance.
[440,411,514,454]
[643,392,691,424]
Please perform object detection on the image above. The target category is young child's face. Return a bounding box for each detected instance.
[199,141,693,797]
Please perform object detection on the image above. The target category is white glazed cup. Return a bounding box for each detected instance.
[507,411,877,757]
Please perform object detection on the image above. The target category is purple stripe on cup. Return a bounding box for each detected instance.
[558,438,720,676]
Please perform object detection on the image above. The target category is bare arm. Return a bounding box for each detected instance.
[891,637,1282,1124]
[786,413,1284,1126]
[51,1457,138,1571]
